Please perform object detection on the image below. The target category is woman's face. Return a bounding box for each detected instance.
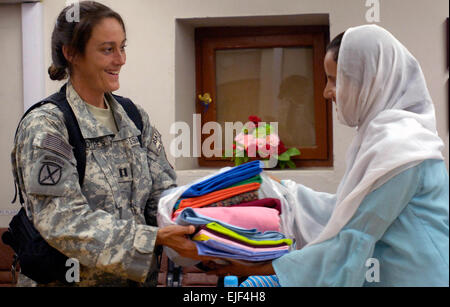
[71,17,126,93]
[323,51,337,103]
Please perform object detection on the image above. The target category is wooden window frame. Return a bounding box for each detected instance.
[195,26,333,168]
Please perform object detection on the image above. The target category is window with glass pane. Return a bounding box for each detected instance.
[196,27,332,167]
[216,47,316,148]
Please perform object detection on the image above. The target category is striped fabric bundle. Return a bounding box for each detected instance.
[173,182,261,216]
[172,205,281,232]
[239,275,281,287]
[172,161,292,263]
[191,223,292,261]
[173,174,263,212]
[180,160,263,198]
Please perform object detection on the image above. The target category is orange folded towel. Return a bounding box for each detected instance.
[176,182,261,213]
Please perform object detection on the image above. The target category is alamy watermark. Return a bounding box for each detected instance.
[65,258,80,283]
[63,257,380,284]
[365,0,381,23]
[169,115,279,168]
[65,0,80,23]
[365,258,380,283]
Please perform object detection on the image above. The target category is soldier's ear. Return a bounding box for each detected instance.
[62,45,77,65]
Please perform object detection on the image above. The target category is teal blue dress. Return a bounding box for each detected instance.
[272,159,449,286]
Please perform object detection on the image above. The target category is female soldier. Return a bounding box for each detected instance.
[12,1,199,286]
[209,25,449,286]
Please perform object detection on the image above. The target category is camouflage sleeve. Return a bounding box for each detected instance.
[136,105,177,227]
[13,104,157,283]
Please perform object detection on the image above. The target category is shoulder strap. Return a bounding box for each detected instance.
[49,86,87,188]
[113,94,144,146]
[14,84,86,204]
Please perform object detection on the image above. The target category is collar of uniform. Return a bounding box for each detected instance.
[65,81,141,141]
[65,81,114,139]
[104,92,142,141]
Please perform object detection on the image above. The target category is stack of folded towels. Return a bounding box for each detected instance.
[172,160,292,262]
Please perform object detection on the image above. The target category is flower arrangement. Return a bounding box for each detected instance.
[227,115,300,169]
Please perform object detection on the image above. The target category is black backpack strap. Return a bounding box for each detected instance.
[14,84,86,192]
[113,94,144,146]
[51,98,86,188]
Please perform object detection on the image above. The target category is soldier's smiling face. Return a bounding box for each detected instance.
[71,17,126,93]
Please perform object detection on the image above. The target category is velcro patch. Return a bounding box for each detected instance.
[128,136,140,147]
[28,152,72,197]
[85,138,112,150]
[42,134,73,161]
[43,155,65,167]
[150,128,162,156]
[117,163,132,183]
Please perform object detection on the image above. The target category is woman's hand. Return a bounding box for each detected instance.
[155,225,212,261]
[204,259,275,277]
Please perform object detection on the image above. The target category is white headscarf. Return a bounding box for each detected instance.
[306,24,444,246]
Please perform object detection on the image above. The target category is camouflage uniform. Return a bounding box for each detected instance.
[11,82,176,286]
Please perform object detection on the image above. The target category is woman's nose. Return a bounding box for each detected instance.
[323,86,333,100]
[114,49,126,65]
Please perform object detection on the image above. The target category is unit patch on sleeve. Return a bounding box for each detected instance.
[38,162,62,185]
[27,152,73,197]
[150,128,162,156]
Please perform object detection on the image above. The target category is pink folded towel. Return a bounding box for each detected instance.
[172,206,280,232]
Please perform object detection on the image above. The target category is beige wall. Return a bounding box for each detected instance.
[0,4,23,226]
[0,0,448,226]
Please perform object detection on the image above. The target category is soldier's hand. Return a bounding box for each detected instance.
[156,225,210,261]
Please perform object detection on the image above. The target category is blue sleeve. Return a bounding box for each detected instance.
[280,180,337,246]
[272,163,423,286]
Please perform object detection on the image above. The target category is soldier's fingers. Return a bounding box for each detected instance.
[175,225,196,235]
[186,225,196,234]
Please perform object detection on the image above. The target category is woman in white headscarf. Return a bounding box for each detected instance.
[208,25,449,286]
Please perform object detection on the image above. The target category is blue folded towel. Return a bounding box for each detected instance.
[180,160,263,198]
[195,240,289,261]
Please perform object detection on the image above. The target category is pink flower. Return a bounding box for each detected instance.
[235,133,257,157]
[256,134,279,148]
[256,134,279,157]
[267,134,280,147]
[258,144,278,157]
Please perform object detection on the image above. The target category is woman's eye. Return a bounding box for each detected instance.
[103,48,113,54]
[120,45,127,52]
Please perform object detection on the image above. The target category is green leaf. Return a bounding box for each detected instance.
[278,152,291,161]
[286,160,296,169]
[234,149,246,158]
[234,157,245,166]
[285,147,301,157]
